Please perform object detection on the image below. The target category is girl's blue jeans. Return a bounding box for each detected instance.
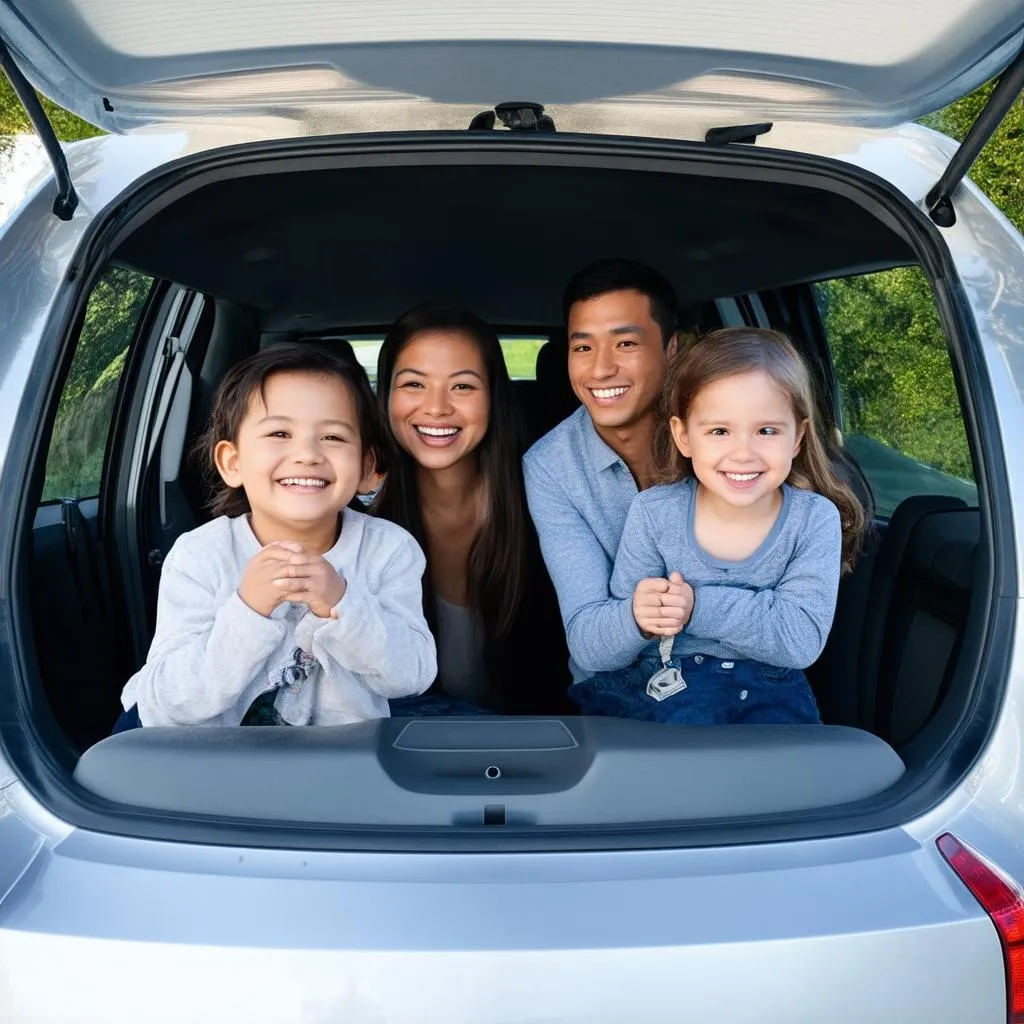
[569,653,821,725]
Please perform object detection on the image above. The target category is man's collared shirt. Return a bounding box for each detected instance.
[523,406,646,679]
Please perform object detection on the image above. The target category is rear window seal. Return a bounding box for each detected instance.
[0,130,1013,852]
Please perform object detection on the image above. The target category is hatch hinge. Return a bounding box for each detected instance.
[705,122,773,146]
[926,43,1024,228]
[0,34,79,221]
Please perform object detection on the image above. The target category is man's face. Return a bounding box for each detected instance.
[567,289,676,434]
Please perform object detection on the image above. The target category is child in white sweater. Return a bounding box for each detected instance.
[119,344,436,728]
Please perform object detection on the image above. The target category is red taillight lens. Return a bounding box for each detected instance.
[938,832,1024,1023]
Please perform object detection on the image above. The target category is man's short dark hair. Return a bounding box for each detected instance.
[562,258,679,345]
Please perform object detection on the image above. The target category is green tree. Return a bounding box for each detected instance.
[817,268,973,482]
[43,267,152,501]
[923,85,1024,232]
[0,73,100,142]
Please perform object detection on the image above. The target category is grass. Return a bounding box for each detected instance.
[500,338,545,380]
[348,336,547,384]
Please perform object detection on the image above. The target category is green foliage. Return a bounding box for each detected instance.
[42,268,152,501]
[500,339,545,380]
[0,73,101,143]
[815,268,973,481]
[923,85,1024,232]
[819,80,1023,489]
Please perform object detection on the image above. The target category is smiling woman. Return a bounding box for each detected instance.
[372,302,571,715]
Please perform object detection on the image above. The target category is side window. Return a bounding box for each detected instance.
[814,267,977,517]
[42,267,153,502]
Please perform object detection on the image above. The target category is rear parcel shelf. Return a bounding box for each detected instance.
[75,717,905,826]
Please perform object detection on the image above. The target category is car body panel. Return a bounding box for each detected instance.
[1,122,1023,1020]
[0,782,1007,1023]
[1,0,1023,133]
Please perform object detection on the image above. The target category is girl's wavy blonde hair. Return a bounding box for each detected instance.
[653,327,865,570]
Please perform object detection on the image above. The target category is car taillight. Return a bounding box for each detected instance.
[938,833,1024,1023]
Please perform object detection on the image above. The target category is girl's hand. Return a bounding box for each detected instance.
[271,545,347,618]
[238,543,304,618]
[632,574,692,637]
[665,571,695,628]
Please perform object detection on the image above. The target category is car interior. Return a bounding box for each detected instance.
[22,152,992,832]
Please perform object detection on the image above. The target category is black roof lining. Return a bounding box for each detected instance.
[113,162,915,331]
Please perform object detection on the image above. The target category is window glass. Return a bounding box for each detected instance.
[814,267,977,517]
[42,267,153,502]
[334,334,549,386]
[339,336,385,385]
[499,336,547,380]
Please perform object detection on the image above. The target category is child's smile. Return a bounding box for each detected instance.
[215,369,374,549]
[671,370,806,512]
[276,475,330,492]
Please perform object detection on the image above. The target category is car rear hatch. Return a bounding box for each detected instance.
[1,0,1023,134]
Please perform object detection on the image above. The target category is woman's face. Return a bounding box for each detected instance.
[388,330,491,472]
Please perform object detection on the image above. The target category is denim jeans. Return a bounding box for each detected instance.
[569,653,821,725]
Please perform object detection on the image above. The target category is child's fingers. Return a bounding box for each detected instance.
[649,615,685,630]
[637,594,686,618]
[264,540,305,554]
[636,577,672,596]
[640,621,682,636]
[272,560,326,579]
[273,574,312,590]
[641,606,686,627]
[279,553,321,568]
[638,607,685,627]
[252,549,295,569]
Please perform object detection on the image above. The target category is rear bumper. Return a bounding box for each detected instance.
[0,784,1004,1024]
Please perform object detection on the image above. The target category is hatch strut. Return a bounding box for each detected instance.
[0,34,79,221]
[926,43,1024,227]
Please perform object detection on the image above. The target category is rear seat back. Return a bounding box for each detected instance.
[873,504,979,746]
[525,330,579,443]
[812,493,980,747]
[857,495,968,730]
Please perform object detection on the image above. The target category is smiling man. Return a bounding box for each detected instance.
[524,259,679,680]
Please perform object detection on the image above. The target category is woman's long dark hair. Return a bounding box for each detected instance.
[371,303,528,643]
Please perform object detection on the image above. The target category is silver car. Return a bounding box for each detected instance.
[2,1,1024,1020]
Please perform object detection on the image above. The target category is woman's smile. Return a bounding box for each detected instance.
[389,330,490,470]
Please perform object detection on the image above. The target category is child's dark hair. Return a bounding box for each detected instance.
[196,343,384,518]
[654,327,866,570]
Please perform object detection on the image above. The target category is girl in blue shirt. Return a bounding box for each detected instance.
[570,328,865,725]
